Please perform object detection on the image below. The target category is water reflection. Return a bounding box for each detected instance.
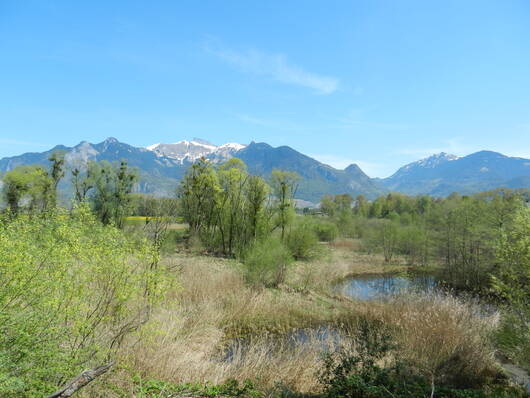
[336,273,438,300]
[223,326,343,362]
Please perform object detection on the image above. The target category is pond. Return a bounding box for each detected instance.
[223,326,343,362]
[335,272,438,300]
[224,273,440,361]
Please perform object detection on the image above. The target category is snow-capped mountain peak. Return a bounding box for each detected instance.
[414,152,460,169]
[145,139,246,163]
[146,143,160,151]
[400,152,460,172]
[218,142,246,151]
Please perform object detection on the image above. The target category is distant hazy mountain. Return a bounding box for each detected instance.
[236,142,384,202]
[0,138,385,203]
[0,138,187,196]
[381,151,530,196]
[4,139,528,201]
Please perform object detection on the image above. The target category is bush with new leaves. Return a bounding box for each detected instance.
[243,236,293,288]
[0,205,162,397]
[286,221,320,260]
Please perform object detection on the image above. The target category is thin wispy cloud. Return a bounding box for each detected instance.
[207,43,339,94]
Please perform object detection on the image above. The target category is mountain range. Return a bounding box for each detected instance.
[379,151,530,196]
[1,138,529,203]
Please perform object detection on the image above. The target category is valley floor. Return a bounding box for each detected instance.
[83,240,524,397]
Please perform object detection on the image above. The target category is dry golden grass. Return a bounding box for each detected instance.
[87,247,502,396]
[288,239,408,292]
[356,293,500,387]
[95,253,351,395]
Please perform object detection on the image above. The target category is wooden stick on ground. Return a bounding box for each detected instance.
[46,362,113,398]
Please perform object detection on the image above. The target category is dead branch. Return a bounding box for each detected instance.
[46,362,113,398]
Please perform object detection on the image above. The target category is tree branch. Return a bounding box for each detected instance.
[46,362,113,398]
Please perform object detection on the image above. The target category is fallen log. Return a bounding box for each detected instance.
[46,362,113,398]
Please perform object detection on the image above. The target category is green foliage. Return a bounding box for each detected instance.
[271,169,299,241]
[494,313,530,373]
[133,378,262,398]
[47,150,66,208]
[91,160,139,228]
[312,219,339,242]
[492,206,530,314]
[286,221,320,260]
[2,165,52,214]
[130,195,179,218]
[323,188,527,292]
[178,158,221,236]
[0,205,162,397]
[178,158,271,256]
[364,218,400,262]
[492,206,530,370]
[72,162,95,203]
[396,224,430,266]
[1,152,66,215]
[243,236,293,288]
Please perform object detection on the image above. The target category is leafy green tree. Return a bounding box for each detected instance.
[217,158,249,255]
[91,160,138,228]
[1,165,51,215]
[113,160,138,228]
[433,197,495,291]
[354,194,369,217]
[178,158,221,239]
[244,175,269,240]
[320,194,337,217]
[178,158,270,256]
[369,196,385,218]
[365,218,400,262]
[71,162,95,203]
[47,150,66,208]
[270,169,299,240]
[492,207,529,354]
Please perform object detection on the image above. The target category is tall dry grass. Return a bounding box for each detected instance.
[85,249,502,396]
[357,292,500,388]
[96,254,351,395]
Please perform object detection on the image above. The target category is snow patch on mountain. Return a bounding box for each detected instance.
[402,152,460,171]
[146,143,160,151]
[146,139,246,163]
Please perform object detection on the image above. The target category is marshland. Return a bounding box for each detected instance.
[1,155,528,397]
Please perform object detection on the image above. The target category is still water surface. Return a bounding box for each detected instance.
[336,273,438,300]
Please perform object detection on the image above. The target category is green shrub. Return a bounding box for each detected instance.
[243,236,293,288]
[286,222,320,260]
[0,205,162,397]
[313,220,339,242]
[134,378,262,398]
[495,312,530,372]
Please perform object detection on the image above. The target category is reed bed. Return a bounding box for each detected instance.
[86,249,502,396]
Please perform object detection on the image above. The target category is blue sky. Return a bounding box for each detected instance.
[1,0,529,177]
